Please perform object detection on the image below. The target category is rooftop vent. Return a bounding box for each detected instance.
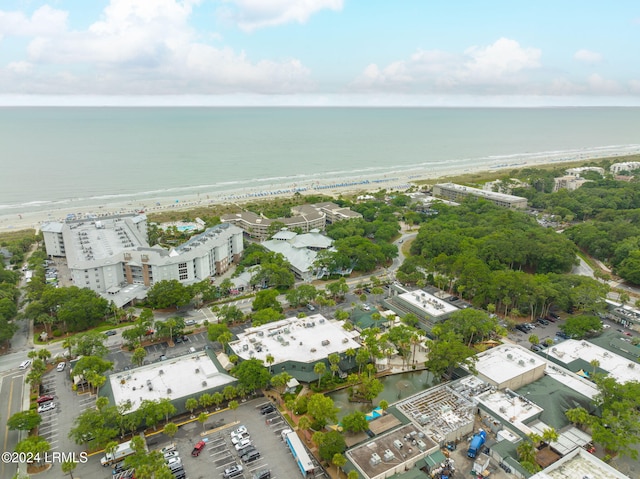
[167,388,172,394]
[202,381,207,387]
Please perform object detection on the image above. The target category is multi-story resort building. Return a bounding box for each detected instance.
[221,202,362,240]
[610,161,640,174]
[432,183,528,209]
[41,214,244,306]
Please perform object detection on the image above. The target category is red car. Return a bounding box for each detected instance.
[624,332,632,337]
[191,441,206,457]
[36,395,54,404]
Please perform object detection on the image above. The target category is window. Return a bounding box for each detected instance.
[178,262,188,281]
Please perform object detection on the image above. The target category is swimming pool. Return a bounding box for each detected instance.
[177,225,196,232]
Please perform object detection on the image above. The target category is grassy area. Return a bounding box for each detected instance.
[0,228,37,242]
[413,155,639,188]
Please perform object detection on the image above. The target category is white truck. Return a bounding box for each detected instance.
[101,441,135,466]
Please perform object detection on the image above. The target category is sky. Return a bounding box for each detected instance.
[0,0,639,106]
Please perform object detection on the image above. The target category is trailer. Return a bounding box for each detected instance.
[101,441,135,466]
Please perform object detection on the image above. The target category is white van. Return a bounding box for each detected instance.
[19,360,32,370]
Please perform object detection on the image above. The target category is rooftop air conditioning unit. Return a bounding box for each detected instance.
[167,388,172,394]
[202,381,207,387]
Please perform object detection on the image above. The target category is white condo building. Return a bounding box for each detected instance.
[41,214,244,306]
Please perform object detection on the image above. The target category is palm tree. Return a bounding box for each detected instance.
[314,362,326,388]
[266,354,275,374]
[332,453,347,478]
[197,412,208,432]
[590,359,600,377]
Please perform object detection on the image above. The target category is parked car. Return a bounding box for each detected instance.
[223,464,243,478]
[545,315,557,323]
[530,345,542,352]
[260,404,275,415]
[252,471,271,479]
[165,457,181,467]
[241,450,261,463]
[36,395,54,404]
[231,433,250,445]
[191,440,206,457]
[231,425,248,437]
[105,330,117,336]
[537,318,549,326]
[515,325,529,333]
[234,439,252,451]
[185,319,196,326]
[236,445,256,457]
[56,362,66,372]
[38,402,56,413]
[160,443,177,454]
[163,451,179,460]
[549,312,560,320]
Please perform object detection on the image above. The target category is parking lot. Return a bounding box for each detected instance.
[57,396,325,479]
[143,331,210,363]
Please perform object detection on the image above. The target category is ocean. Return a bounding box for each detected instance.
[2,107,640,215]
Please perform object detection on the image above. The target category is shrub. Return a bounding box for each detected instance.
[52,329,62,337]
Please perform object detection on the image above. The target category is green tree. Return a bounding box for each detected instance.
[72,331,109,358]
[132,347,147,367]
[271,371,292,394]
[341,411,368,433]
[332,453,347,478]
[217,304,244,324]
[199,393,214,410]
[163,422,178,439]
[197,412,208,432]
[251,307,285,326]
[307,393,338,429]
[185,398,199,415]
[347,470,359,479]
[252,289,282,312]
[147,280,192,310]
[229,400,239,419]
[314,362,327,388]
[316,430,346,462]
[231,358,271,393]
[561,315,603,339]
[61,460,78,479]
[7,410,42,431]
[425,331,477,379]
[207,323,231,342]
[15,436,50,465]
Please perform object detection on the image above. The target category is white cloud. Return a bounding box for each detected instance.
[7,61,33,74]
[574,49,602,64]
[0,5,68,37]
[4,0,312,95]
[220,0,343,31]
[464,38,541,79]
[352,38,541,93]
[587,73,619,94]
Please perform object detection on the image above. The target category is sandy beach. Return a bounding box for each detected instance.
[1,145,638,234]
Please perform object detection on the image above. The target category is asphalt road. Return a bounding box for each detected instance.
[0,370,27,479]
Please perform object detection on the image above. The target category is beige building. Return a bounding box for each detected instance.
[432,183,527,209]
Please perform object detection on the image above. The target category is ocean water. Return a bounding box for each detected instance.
[1,107,639,214]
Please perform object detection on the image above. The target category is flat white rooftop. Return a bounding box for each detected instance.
[475,345,545,387]
[229,315,360,365]
[397,290,458,318]
[477,388,543,429]
[546,339,640,384]
[530,447,630,479]
[109,351,235,412]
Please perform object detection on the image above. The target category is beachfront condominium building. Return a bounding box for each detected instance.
[432,183,528,209]
[221,202,362,240]
[41,214,243,307]
[610,161,640,174]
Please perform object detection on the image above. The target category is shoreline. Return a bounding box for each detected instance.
[1,147,638,234]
